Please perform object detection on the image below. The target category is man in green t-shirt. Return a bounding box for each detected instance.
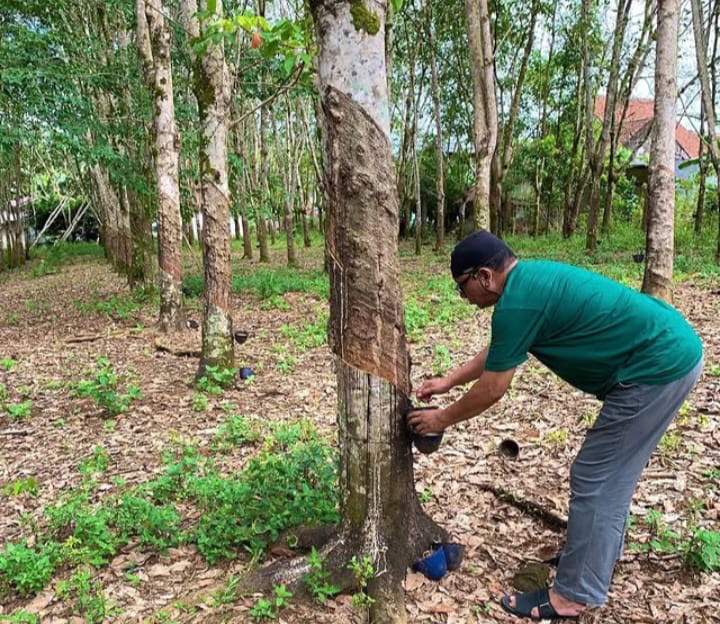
[408,230,703,621]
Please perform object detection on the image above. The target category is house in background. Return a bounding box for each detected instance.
[594,96,701,178]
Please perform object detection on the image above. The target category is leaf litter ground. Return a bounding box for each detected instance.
[0,244,718,623]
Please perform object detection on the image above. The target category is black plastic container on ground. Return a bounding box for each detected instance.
[238,367,254,380]
[234,330,249,344]
[498,438,520,459]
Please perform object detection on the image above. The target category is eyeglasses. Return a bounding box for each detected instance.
[455,269,477,296]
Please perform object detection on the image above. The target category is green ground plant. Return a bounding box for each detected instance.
[29,243,104,279]
[249,584,292,620]
[211,574,241,607]
[189,421,339,563]
[197,365,237,394]
[631,507,720,572]
[0,611,40,623]
[213,414,260,452]
[5,400,32,420]
[74,357,141,416]
[0,541,59,596]
[347,555,375,609]
[280,310,328,350]
[304,547,340,604]
[56,570,116,624]
[1,478,39,497]
[0,357,17,370]
[78,446,110,476]
[431,344,452,376]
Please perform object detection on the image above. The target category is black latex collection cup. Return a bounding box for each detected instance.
[407,405,444,454]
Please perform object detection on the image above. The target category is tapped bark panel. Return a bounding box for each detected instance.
[322,86,409,393]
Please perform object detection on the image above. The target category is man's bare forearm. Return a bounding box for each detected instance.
[446,347,489,388]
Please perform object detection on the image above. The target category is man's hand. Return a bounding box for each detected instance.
[416,377,452,402]
[407,407,446,435]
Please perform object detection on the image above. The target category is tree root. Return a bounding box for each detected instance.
[478,482,567,531]
[244,511,447,599]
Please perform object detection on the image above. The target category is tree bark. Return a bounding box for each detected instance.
[425,0,445,250]
[690,0,720,249]
[496,0,539,235]
[307,2,446,620]
[465,0,497,232]
[184,0,235,372]
[642,0,679,301]
[586,0,632,253]
[138,0,185,331]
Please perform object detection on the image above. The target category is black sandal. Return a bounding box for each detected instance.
[500,588,579,621]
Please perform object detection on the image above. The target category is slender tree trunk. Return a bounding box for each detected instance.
[695,110,706,235]
[643,0,679,301]
[396,38,419,239]
[413,129,422,255]
[425,0,445,250]
[257,103,272,262]
[275,98,297,267]
[138,0,185,331]
[184,0,234,372]
[586,0,632,252]
[691,0,720,250]
[497,0,539,235]
[465,0,497,231]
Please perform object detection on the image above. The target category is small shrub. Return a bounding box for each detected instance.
[304,547,340,604]
[79,446,110,477]
[189,421,339,563]
[0,540,59,597]
[5,401,32,420]
[197,365,237,394]
[74,357,141,416]
[112,494,181,552]
[0,357,17,371]
[249,584,292,620]
[214,414,259,452]
[56,570,114,624]
[347,555,375,609]
[1,478,39,498]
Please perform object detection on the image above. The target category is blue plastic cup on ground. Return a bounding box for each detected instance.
[413,545,448,581]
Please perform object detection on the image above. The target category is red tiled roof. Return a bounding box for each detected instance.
[594,96,700,159]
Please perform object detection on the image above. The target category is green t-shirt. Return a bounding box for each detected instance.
[484,260,703,398]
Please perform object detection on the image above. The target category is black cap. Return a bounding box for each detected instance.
[450,230,513,277]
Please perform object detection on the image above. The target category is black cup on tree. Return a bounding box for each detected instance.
[407,405,444,454]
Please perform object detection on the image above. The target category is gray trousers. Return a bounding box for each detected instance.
[553,359,703,605]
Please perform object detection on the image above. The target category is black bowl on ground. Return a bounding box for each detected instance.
[498,438,520,459]
[234,330,249,344]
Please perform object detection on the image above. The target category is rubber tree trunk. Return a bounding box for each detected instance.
[257,101,272,263]
[185,0,235,372]
[310,1,445,621]
[642,0,679,302]
[585,0,631,253]
[465,0,497,232]
[690,0,720,249]
[424,0,445,250]
[138,0,185,331]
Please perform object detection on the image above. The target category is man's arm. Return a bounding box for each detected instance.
[409,367,516,434]
[416,347,490,402]
[445,346,490,387]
